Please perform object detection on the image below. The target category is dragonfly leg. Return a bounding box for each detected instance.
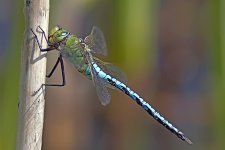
[30,27,55,52]
[37,26,49,44]
[44,54,66,87]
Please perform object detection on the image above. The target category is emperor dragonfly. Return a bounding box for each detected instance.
[31,25,192,144]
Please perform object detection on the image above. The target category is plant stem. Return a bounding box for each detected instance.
[16,0,49,149]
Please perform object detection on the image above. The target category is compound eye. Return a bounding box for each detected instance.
[61,31,69,37]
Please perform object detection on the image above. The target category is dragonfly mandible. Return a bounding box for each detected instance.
[31,25,192,144]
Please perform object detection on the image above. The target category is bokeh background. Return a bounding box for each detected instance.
[0,0,225,150]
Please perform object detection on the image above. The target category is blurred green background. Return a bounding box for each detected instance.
[0,0,225,150]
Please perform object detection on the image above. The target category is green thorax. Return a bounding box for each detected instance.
[60,35,91,78]
[48,26,91,78]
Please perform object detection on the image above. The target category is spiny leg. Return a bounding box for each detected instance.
[45,54,66,87]
[30,27,55,52]
[30,27,65,87]
[37,26,49,44]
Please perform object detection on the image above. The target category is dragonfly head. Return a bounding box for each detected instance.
[48,25,70,45]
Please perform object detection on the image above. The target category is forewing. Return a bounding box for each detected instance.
[84,26,108,56]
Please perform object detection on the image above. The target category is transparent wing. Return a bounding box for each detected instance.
[94,74,111,106]
[93,57,127,86]
[84,26,108,56]
[92,63,111,106]
[85,52,111,106]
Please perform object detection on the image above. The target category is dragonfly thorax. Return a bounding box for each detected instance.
[48,26,70,45]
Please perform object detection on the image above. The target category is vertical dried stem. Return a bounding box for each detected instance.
[16,0,49,149]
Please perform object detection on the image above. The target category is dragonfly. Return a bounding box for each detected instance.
[31,25,192,144]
